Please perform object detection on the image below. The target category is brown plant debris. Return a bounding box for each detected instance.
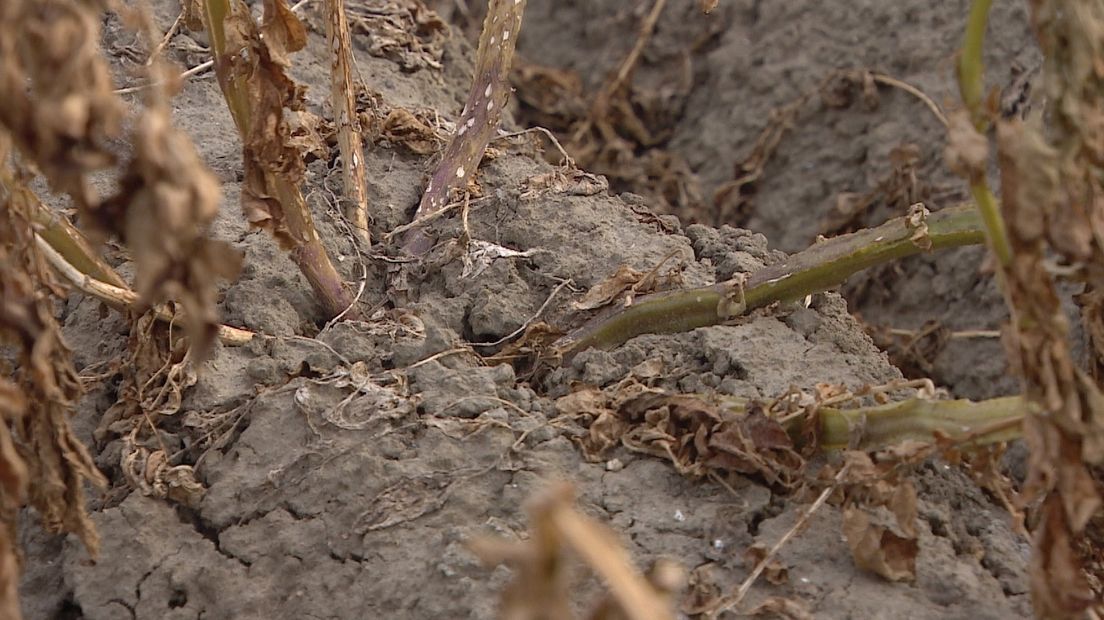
[0,0,124,210]
[402,0,527,255]
[469,482,682,620]
[0,172,108,560]
[571,252,684,312]
[96,314,196,443]
[345,0,449,71]
[1,0,239,357]
[374,106,448,155]
[974,0,1104,613]
[0,379,27,620]
[557,381,806,491]
[835,452,920,583]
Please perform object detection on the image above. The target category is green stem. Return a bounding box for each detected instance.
[555,204,985,358]
[957,0,1013,267]
[719,394,1029,452]
[958,0,992,130]
[812,395,1027,451]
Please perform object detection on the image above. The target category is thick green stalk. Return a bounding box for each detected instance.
[555,205,985,358]
[813,395,1027,451]
[718,394,1029,452]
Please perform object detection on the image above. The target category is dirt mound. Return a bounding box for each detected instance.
[15,1,1031,618]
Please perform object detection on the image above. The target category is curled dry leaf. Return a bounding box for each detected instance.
[841,505,919,583]
[377,107,448,155]
[121,443,206,508]
[743,544,790,586]
[522,169,609,197]
[746,597,815,620]
[96,314,196,442]
[558,382,806,490]
[571,255,682,312]
[834,452,920,583]
[403,0,527,254]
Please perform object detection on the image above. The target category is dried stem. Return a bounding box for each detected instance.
[34,235,254,346]
[202,0,357,319]
[402,0,527,254]
[555,204,984,358]
[0,168,126,290]
[324,0,370,245]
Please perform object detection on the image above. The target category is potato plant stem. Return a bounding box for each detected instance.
[812,395,1027,451]
[203,0,356,319]
[555,204,985,357]
[957,0,1013,267]
[0,169,128,289]
[715,394,1028,452]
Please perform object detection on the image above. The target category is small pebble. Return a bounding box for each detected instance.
[606,458,624,472]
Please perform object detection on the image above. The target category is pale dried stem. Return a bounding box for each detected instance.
[325,0,370,245]
[35,235,253,346]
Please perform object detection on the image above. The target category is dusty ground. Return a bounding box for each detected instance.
[17,1,1035,618]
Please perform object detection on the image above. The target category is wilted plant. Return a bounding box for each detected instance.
[200,0,358,319]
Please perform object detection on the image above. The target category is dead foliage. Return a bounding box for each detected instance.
[96,314,196,443]
[833,451,921,583]
[470,482,683,620]
[0,0,124,210]
[371,106,449,155]
[745,597,814,620]
[344,0,449,71]
[1,0,237,356]
[0,169,108,570]
[960,0,1104,613]
[402,0,526,255]
[571,252,685,312]
[557,380,806,491]
[0,379,26,620]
